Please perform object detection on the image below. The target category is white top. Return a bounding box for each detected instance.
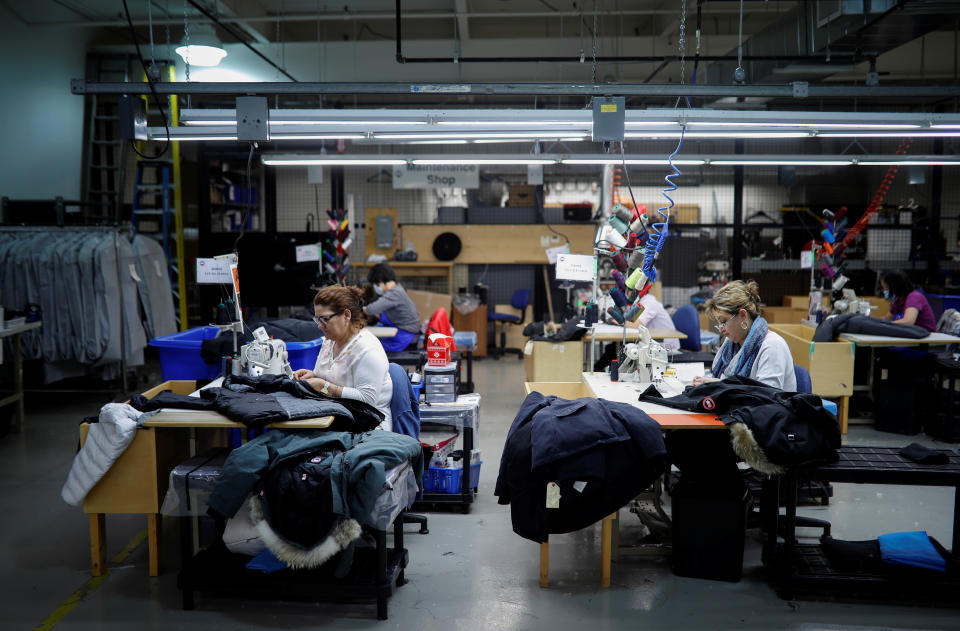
[712,330,797,391]
[637,295,680,351]
[313,328,393,431]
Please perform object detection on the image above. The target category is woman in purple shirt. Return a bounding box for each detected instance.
[880,270,936,332]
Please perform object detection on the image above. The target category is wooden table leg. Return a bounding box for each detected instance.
[90,514,107,576]
[601,513,614,587]
[539,541,549,587]
[148,514,160,577]
[836,396,849,434]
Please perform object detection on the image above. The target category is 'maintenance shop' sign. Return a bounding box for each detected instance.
[393,164,479,189]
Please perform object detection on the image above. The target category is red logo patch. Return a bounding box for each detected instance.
[701,396,716,411]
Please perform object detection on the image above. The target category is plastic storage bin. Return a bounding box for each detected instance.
[150,325,324,381]
[422,461,482,493]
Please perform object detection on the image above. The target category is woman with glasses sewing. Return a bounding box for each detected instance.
[693,279,796,391]
[292,285,394,431]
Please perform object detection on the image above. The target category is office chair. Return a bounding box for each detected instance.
[669,304,716,364]
[749,364,831,541]
[387,363,429,534]
[488,288,531,360]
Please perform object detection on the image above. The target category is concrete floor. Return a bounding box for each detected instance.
[2,356,959,630]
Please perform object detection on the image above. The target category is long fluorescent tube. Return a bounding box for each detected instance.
[411,158,556,165]
[375,132,577,140]
[271,134,366,140]
[710,159,853,166]
[626,131,811,139]
[819,131,960,138]
[689,122,921,129]
[561,158,706,165]
[859,160,960,165]
[262,158,407,165]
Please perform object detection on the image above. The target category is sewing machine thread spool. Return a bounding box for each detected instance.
[608,215,629,234]
[614,205,634,223]
[584,302,599,327]
[628,249,645,269]
[612,270,627,292]
[625,267,646,290]
[610,358,619,382]
[607,306,625,324]
[624,303,644,322]
[602,224,627,248]
[610,252,628,273]
[609,288,629,308]
[629,217,645,233]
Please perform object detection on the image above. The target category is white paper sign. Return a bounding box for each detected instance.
[800,250,814,269]
[545,244,569,264]
[196,258,234,284]
[295,243,321,263]
[392,164,479,189]
[555,254,596,281]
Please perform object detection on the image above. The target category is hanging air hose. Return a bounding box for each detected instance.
[640,127,687,284]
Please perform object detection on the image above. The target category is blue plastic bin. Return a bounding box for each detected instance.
[149,325,323,381]
[422,461,482,494]
[923,294,960,319]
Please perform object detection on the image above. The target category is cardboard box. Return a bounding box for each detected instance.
[769,324,854,397]
[524,381,592,398]
[762,306,807,324]
[507,184,537,207]
[524,341,583,382]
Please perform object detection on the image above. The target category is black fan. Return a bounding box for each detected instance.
[432,232,462,261]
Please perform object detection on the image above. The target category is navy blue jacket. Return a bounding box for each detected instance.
[388,363,420,438]
[495,393,668,543]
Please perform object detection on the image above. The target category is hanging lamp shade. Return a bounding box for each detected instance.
[175,22,227,67]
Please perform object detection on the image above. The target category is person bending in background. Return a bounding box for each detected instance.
[879,270,937,332]
[693,279,796,391]
[293,285,393,431]
[364,262,422,352]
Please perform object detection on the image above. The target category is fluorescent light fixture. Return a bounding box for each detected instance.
[561,158,706,165]
[411,158,556,165]
[436,120,587,126]
[819,131,960,138]
[375,132,577,140]
[710,159,853,166]
[859,160,960,166]
[625,131,810,139]
[408,139,470,145]
[262,157,407,166]
[270,134,366,140]
[690,121,920,129]
[167,135,239,142]
[175,23,227,67]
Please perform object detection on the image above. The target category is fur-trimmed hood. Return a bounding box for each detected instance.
[249,495,361,570]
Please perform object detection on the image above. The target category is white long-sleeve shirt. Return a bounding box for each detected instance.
[313,328,393,431]
[637,295,681,351]
[712,330,797,391]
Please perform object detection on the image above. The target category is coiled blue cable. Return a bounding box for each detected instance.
[641,125,687,283]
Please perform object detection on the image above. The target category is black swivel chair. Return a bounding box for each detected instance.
[488,288,531,360]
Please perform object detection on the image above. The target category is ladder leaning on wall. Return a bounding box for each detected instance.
[131,62,187,331]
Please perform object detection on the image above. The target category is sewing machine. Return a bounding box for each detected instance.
[239,327,293,378]
[618,324,669,383]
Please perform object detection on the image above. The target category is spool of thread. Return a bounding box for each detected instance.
[610,358,619,382]
[625,232,638,250]
[629,217,645,233]
[624,303,645,322]
[614,205,634,223]
[822,253,834,266]
[819,263,836,279]
[611,252,628,273]
[609,287,629,308]
[626,267,646,290]
[609,215,629,234]
[602,224,627,248]
[611,270,627,292]
[607,306,625,325]
[636,231,649,245]
[821,228,835,244]
[823,241,834,255]
[584,302,598,327]
[628,249,645,269]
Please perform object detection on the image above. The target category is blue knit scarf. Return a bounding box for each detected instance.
[712,316,768,379]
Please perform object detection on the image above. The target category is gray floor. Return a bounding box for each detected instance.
[3,357,959,630]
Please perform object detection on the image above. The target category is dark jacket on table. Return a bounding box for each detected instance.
[130,373,383,431]
[638,376,840,469]
[813,313,930,342]
[495,393,668,543]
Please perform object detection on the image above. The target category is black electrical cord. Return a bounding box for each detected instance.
[120,0,171,160]
[233,142,257,252]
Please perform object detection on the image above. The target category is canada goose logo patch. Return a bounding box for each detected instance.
[701,396,716,411]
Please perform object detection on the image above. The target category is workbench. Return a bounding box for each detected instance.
[0,320,42,432]
[356,261,455,295]
[80,380,335,577]
[525,372,724,587]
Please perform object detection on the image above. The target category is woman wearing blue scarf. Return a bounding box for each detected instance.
[668,280,797,494]
[694,280,797,391]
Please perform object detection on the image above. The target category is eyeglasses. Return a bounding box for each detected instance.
[313,310,343,326]
[715,314,736,332]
